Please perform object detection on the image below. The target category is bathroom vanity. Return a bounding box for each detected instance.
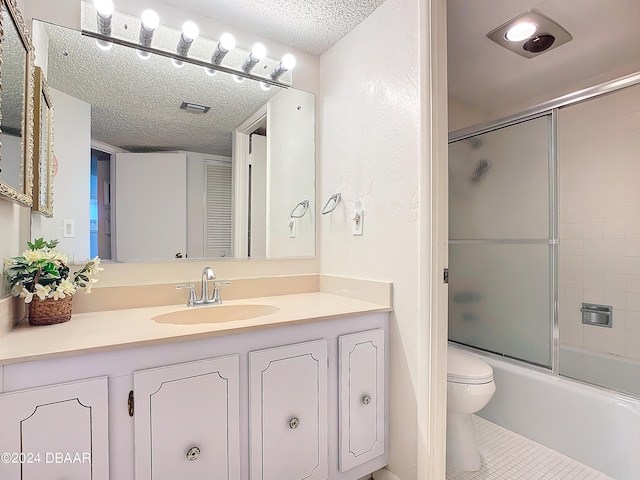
[0,292,390,480]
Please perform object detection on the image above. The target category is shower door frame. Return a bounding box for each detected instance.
[448,71,640,376]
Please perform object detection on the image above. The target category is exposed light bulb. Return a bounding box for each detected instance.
[220,33,236,51]
[182,21,200,41]
[172,58,185,69]
[96,39,113,51]
[260,81,272,92]
[281,53,296,70]
[251,43,267,60]
[505,22,537,42]
[94,0,114,17]
[141,10,159,30]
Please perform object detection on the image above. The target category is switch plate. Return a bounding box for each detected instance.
[63,219,75,238]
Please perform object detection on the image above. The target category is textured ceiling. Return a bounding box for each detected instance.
[43,21,285,156]
[448,0,640,114]
[158,0,387,56]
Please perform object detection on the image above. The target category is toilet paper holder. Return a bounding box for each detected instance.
[581,303,612,328]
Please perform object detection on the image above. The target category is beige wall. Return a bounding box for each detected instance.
[559,82,640,360]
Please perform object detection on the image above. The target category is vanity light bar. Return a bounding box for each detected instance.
[88,1,296,85]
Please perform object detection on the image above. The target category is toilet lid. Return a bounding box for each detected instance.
[447,348,494,384]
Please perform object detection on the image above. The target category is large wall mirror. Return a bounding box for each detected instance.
[29,19,315,262]
[0,0,34,207]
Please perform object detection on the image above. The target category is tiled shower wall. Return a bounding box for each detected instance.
[558,82,640,361]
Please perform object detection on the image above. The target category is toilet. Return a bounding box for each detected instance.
[446,347,496,471]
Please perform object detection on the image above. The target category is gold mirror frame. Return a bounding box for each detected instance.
[32,66,53,216]
[0,0,34,207]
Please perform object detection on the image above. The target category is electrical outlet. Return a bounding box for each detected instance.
[352,210,364,235]
[289,218,297,238]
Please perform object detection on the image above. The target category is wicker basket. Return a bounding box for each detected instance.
[28,295,73,326]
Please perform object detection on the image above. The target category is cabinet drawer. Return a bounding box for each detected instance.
[249,339,328,480]
[339,329,385,472]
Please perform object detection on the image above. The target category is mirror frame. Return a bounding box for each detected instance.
[0,0,34,207]
[32,66,53,217]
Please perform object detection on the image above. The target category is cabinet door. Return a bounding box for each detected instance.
[0,376,109,480]
[339,329,385,472]
[249,340,327,480]
[133,355,240,480]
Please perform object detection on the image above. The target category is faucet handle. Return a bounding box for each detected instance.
[176,284,197,307]
[214,281,231,287]
[212,281,231,303]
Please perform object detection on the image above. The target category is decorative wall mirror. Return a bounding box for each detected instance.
[32,66,53,217]
[0,0,34,207]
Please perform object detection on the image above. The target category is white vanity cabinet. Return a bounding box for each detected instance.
[133,355,241,480]
[249,340,328,480]
[0,376,110,480]
[338,329,385,472]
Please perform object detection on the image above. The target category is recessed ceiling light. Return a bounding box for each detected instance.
[505,22,537,42]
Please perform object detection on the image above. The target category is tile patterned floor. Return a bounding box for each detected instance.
[446,416,614,480]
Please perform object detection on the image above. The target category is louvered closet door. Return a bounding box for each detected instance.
[204,159,233,258]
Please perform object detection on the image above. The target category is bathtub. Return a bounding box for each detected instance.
[458,347,640,480]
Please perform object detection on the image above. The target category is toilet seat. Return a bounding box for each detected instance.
[448,349,494,385]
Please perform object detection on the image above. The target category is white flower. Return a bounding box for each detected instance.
[22,250,47,263]
[58,279,76,295]
[34,284,51,300]
[48,250,69,265]
[19,287,34,303]
[51,288,66,300]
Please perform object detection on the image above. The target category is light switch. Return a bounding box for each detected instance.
[63,219,75,238]
[352,199,364,236]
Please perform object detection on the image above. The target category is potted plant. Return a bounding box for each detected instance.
[3,238,102,326]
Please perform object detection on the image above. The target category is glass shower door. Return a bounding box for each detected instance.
[449,115,553,367]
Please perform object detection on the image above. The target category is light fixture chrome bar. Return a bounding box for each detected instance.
[81,29,290,88]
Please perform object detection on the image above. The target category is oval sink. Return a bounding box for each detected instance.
[153,304,279,325]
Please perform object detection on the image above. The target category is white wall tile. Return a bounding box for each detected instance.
[627,310,640,329]
[603,204,625,222]
[626,220,640,238]
[560,239,583,256]
[604,290,626,309]
[626,293,640,312]
[584,272,605,290]
[560,255,583,272]
[624,183,640,203]
[605,256,627,274]
[603,221,625,239]
[625,329,640,348]
[603,238,625,256]
[626,346,640,361]
[583,222,604,239]
[584,239,604,256]
[583,337,606,353]
[626,202,640,221]
[583,255,606,273]
[626,239,640,256]
[559,223,583,239]
[560,190,583,208]
[583,289,604,304]
[604,273,626,292]
[626,257,640,274]
[627,274,640,293]
[583,205,604,223]
[560,271,583,288]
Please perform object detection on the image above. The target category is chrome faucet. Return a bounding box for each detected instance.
[176,267,231,307]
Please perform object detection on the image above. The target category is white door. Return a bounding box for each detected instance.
[339,329,386,472]
[249,340,328,480]
[114,152,186,260]
[249,134,267,257]
[133,355,240,480]
[0,377,110,480]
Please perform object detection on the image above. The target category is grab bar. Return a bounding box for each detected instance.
[321,193,341,215]
[290,200,309,219]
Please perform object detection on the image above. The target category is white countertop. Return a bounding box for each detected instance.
[0,292,391,365]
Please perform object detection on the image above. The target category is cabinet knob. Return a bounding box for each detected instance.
[362,394,372,405]
[186,446,201,461]
[289,417,300,429]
